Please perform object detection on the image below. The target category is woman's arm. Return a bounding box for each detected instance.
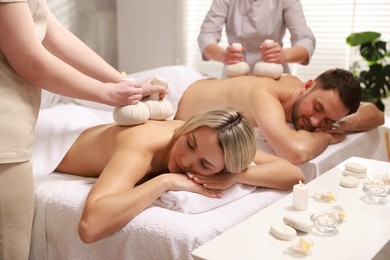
[188,150,304,190]
[78,147,221,243]
[43,10,122,83]
[237,150,304,190]
[0,3,162,106]
[78,148,165,243]
[44,10,169,99]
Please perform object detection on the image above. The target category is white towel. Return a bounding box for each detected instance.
[32,104,108,179]
[30,174,96,260]
[153,183,256,214]
[31,172,288,260]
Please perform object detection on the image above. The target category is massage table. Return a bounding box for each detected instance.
[29,66,386,260]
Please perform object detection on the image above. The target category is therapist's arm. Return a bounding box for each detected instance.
[43,10,121,83]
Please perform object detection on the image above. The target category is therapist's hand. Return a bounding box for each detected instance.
[224,45,245,65]
[140,77,169,100]
[104,81,143,106]
[260,41,283,63]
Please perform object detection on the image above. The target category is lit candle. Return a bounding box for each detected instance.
[293,180,309,211]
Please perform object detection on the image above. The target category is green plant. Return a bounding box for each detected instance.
[346,31,390,111]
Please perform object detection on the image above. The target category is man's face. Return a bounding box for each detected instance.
[291,85,349,131]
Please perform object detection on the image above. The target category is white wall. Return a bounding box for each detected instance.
[116,0,176,73]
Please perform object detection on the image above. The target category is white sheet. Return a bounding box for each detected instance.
[256,127,386,182]
[30,173,286,260]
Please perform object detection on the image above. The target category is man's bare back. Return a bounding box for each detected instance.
[175,75,304,126]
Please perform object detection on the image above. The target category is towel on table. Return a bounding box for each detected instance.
[153,183,256,214]
[32,104,108,179]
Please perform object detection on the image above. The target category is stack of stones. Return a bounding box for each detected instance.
[339,162,367,188]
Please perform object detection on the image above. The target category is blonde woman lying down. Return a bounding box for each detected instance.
[56,108,303,243]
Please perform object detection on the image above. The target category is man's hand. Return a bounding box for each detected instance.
[326,117,352,134]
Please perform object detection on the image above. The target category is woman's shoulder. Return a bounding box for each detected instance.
[115,120,184,145]
[143,120,184,129]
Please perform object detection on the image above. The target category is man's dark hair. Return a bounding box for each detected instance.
[315,68,361,114]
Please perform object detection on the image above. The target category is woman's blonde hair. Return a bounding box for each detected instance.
[173,107,256,173]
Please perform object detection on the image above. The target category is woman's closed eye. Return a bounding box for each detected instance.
[187,134,195,150]
[187,139,194,150]
[200,159,209,170]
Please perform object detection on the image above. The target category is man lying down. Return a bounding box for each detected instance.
[53,107,303,243]
[174,67,384,164]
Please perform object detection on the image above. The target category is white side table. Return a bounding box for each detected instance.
[379,116,390,161]
[192,157,390,260]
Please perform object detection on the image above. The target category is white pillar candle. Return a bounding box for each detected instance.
[293,180,309,211]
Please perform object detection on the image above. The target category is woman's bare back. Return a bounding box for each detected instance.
[55,120,183,177]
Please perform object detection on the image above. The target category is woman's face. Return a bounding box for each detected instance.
[168,126,225,176]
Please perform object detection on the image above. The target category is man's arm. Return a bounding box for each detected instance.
[261,121,337,164]
[328,102,384,133]
[253,94,338,164]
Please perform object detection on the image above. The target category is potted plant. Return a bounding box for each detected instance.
[346,31,390,111]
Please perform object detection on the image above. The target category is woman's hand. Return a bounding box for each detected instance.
[165,173,224,198]
[187,172,238,191]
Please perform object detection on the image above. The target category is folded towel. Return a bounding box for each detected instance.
[153,183,256,214]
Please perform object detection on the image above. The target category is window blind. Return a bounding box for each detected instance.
[47,0,77,32]
[174,0,390,80]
